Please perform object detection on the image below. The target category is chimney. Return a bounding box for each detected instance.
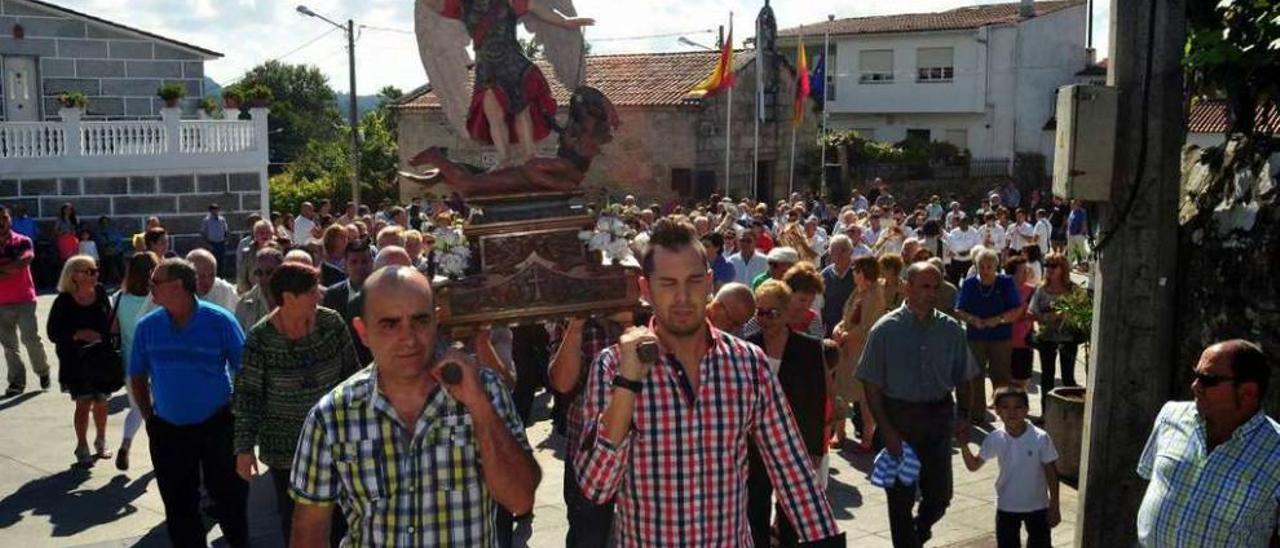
[1019,0,1035,18]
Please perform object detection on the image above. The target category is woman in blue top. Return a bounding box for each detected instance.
[954,247,1023,423]
[111,251,159,470]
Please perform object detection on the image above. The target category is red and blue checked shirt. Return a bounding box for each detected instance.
[547,318,619,463]
[573,323,843,546]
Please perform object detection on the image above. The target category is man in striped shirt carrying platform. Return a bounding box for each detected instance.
[288,266,540,547]
[574,217,844,546]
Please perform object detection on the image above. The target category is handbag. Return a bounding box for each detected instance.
[80,291,124,393]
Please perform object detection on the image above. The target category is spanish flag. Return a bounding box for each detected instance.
[793,34,811,129]
[689,22,735,98]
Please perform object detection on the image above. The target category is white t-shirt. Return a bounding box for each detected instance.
[980,224,1007,251]
[292,215,317,245]
[1006,222,1036,252]
[728,252,768,286]
[979,424,1060,512]
[1034,220,1052,255]
[946,227,981,260]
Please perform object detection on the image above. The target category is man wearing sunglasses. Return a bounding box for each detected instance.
[1136,340,1279,547]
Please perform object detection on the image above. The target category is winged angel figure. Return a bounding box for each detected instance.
[415,0,593,169]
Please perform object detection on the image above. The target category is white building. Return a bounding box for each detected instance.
[779,0,1089,171]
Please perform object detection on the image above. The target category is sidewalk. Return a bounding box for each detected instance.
[0,294,1084,547]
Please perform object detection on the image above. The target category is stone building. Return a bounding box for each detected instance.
[0,0,268,273]
[394,50,820,205]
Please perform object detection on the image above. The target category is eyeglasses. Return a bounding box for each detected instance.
[756,308,784,319]
[79,268,99,276]
[1193,372,1235,388]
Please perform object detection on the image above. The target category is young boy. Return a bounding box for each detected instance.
[959,386,1061,548]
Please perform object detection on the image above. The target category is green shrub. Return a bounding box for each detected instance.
[157,83,186,102]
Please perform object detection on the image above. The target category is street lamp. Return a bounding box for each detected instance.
[297,5,361,212]
[678,36,715,51]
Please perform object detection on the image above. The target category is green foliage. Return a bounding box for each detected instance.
[199,96,217,116]
[56,91,88,108]
[236,61,342,173]
[374,86,405,135]
[1052,287,1094,340]
[518,36,543,59]
[248,84,274,104]
[818,129,963,166]
[157,83,186,102]
[1184,0,1280,135]
[269,173,340,218]
[221,85,245,106]
[269,106,400,213]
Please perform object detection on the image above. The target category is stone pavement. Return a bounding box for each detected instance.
[0,294,1086,547]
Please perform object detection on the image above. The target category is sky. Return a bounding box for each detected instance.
[57,0,1110,96]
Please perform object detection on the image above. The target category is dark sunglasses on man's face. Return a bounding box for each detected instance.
[756,308,784,319]
[1193,371,1234,388]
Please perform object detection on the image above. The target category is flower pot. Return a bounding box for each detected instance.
[223,97,241,109]
[58,107,84,122]
[163,98,180,108]
[1043,386,1086,484]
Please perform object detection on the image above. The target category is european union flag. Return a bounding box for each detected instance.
[809,53,826,104]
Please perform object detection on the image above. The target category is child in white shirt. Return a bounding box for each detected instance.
[959,386,1061,548]
[77,229,99,261]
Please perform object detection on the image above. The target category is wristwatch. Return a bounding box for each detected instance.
[612,375,644,394]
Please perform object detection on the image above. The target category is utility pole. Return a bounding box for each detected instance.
[1074,0,1186,545]
[347,19,360,212]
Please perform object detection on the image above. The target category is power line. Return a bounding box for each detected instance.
[590,29,716,42]
[359,24,414,35]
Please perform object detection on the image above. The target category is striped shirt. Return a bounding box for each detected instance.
[290,365,530,547]
[547,318,618,463]
[574,323,842,546]
[232,307,361,468]
[1136,401,1280,547]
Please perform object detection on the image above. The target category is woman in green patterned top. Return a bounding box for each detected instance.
[232,261,360,544]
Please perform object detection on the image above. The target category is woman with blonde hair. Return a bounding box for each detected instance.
[1030,252,1082,409]
[47,255,115,465]
[831,256,887,451]
[878,253,906,309]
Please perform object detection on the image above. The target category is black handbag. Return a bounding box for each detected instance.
[80,291,124,394]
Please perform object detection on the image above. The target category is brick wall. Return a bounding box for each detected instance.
[0,0,208,120]
[0,171,263,253]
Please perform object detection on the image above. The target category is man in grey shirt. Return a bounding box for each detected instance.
[200,204,229,277]
[857,262,980,547]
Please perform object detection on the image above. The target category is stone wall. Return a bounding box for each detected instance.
[1,171,263,253]
[1175,138,1280,417]
[0,0,208,120]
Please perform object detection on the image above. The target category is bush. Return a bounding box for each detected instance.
[222,85,245,107]
[269,173,341,217]
[157,83,186,102]
[56,92,89,109]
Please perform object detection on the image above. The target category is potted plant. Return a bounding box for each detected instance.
[199,96,218,117]
[56,91,89,109]
[157,83,186,108]
[222,85,244,109]
[248,84,273,108]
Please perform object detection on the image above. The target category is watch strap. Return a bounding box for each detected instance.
[612,375,644,394]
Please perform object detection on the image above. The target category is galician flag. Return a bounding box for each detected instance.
[793,34,811,129]
[689,21,735,97]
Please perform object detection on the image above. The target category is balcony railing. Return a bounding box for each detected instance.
[0,107,269,178]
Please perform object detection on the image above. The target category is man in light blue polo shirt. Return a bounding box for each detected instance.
[130,258,248,548]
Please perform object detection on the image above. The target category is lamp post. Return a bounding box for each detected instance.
[297,5,361,212]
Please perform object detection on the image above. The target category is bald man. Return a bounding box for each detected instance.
[186,249,239,313]
[706,282,756,337]
[289,267,540,547]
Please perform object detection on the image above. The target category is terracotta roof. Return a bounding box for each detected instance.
[1187,100,1280,135]
[13,0,222,58]
[778,0,1086,38]
[397,50,756,110]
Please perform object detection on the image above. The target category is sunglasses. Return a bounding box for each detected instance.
[79,268,99,275]
[1193,372,1235,388]
[756,308,784,319]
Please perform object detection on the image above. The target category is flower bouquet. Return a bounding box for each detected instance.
[431,222,472,279]
[579,211,636,264]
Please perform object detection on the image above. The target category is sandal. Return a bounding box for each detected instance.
[75,445,93,466]
[94,438,112,459]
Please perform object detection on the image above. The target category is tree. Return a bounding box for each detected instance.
[519,36,543,59]
[374,85,405,135]
[1184,0,1280,136]
[236,61,343,172]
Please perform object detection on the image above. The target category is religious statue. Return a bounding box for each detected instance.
[404,86,619,197]
[415,0,594,170]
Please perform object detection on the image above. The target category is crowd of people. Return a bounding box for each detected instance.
[0,175,1275,548]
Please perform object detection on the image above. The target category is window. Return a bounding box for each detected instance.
[943,129,968,150]
[859,49,894,83]
[916,47,954,82]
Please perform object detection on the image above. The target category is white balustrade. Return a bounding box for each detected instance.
[0,123,66,159]
[180,121,257,154]
[81,121,167,156]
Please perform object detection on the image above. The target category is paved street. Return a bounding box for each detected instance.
[1,294,1085,547]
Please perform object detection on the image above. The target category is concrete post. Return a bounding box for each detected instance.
[161,107,181,154]
[59,108,82,157]
[250,108,271,215]
[1074,0,1186,545]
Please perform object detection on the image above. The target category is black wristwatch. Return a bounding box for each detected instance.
[612,375,644,394]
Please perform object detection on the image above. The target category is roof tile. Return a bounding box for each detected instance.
[778,0,1085,38]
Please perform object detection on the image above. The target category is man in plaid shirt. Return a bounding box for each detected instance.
[288,267,540,547]
[574,217,844,546]
[1136,339,1280,547]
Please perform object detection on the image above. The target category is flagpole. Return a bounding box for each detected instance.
[724,12,734,198]
[789,29,802,196]
[752,16,761,201]
[819,15,832,198]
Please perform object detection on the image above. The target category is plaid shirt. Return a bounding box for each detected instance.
[290,365,531,547]
[1136,401,1280,547]
[547,318,619,462]
[574,323,842,546]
